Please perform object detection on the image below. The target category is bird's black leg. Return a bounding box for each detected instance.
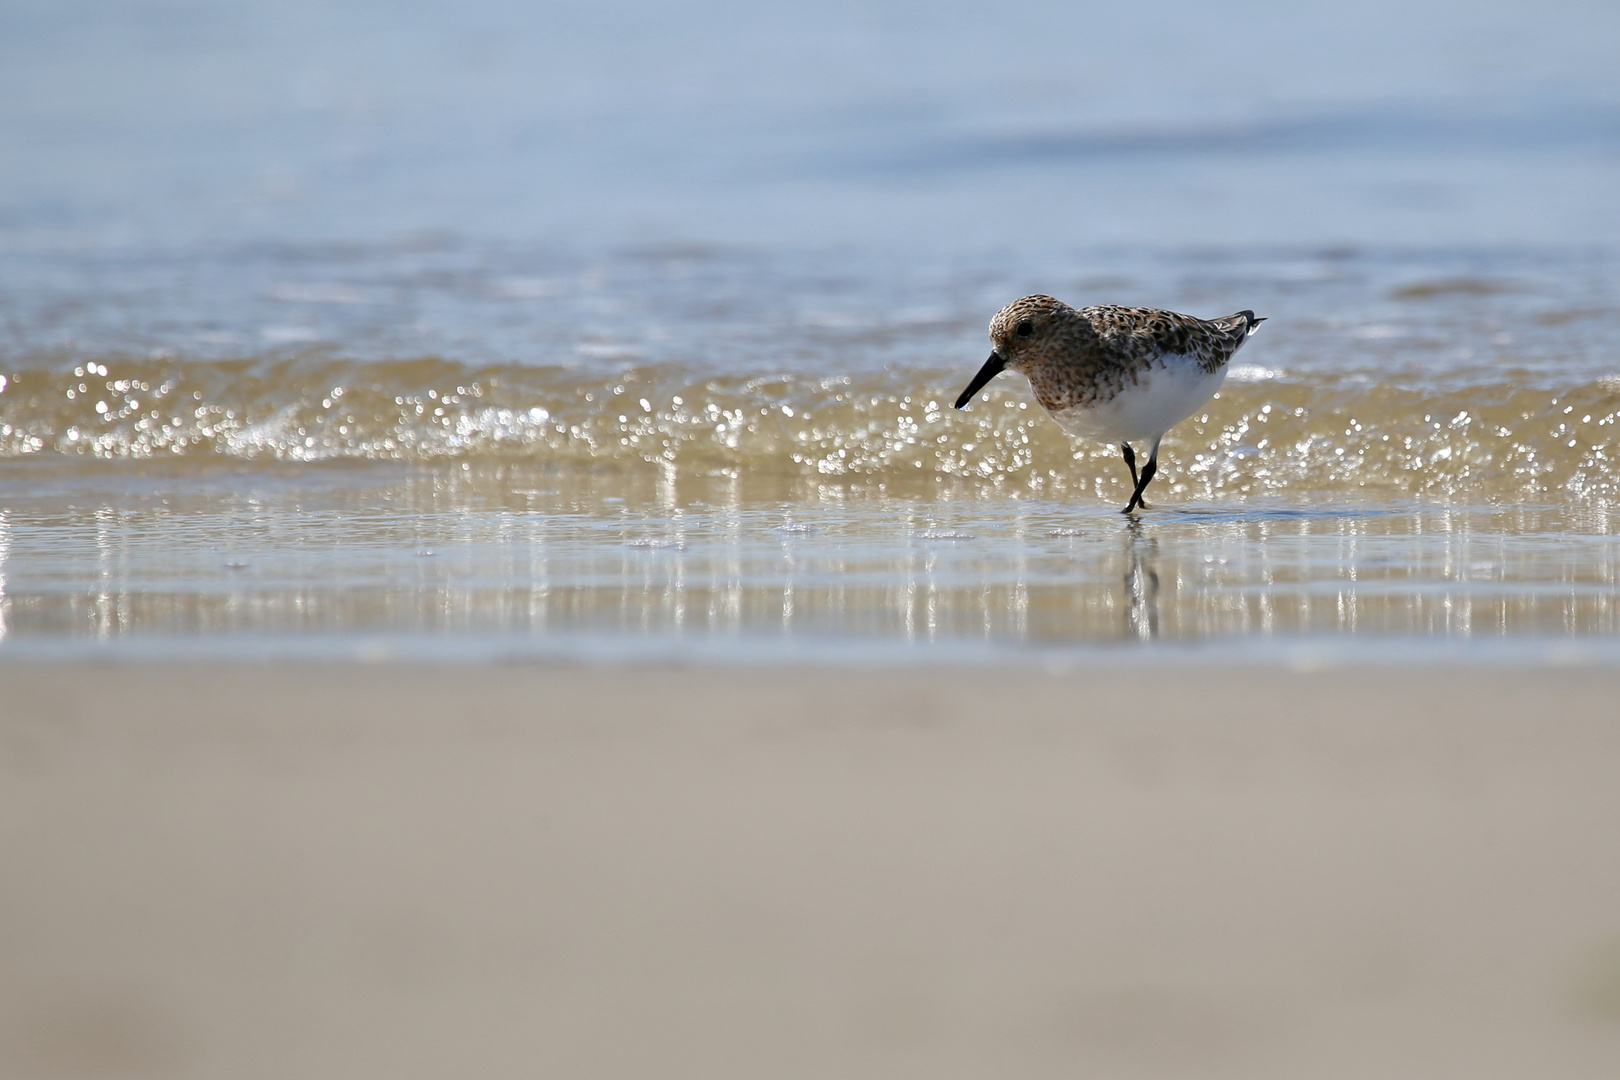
[1123,452,1158,514]
[1120,443,1139,488]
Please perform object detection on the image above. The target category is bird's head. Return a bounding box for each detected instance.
[955,294,1075,409]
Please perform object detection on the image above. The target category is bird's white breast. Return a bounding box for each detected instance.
[1046,357,1226,445]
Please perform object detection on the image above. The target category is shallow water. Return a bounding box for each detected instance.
[3,1,1620,660]
[1,451,1617,659]
[4,247,1620,661]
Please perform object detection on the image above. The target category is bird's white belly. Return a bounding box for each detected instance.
[1046,358,1226,445]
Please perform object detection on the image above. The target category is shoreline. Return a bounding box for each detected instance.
[4,662,1620,1077]
[5,633,1620,668]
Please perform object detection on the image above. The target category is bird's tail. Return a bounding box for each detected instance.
[1211,310,1266,338]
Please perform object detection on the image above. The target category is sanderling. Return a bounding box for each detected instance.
[954,295,1265,513]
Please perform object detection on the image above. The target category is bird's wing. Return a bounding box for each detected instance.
[1085,305,1253,373]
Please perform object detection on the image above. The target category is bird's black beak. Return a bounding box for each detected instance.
[954,352,1005,409]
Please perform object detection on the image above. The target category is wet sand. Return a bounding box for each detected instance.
[3,661,1620,1078]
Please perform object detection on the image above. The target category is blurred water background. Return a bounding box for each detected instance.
[2,0,1619,657]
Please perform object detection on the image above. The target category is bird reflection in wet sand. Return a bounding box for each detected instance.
[1123,519,1161,641]
[955,296,1265,512]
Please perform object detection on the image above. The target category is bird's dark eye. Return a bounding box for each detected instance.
[1016,320,1034,337]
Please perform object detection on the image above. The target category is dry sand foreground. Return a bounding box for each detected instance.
[2,661,1620,1079]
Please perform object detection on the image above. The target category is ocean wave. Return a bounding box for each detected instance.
[1,355,1617,499]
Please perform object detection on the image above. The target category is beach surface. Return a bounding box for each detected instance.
[3,660,1619,1079]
